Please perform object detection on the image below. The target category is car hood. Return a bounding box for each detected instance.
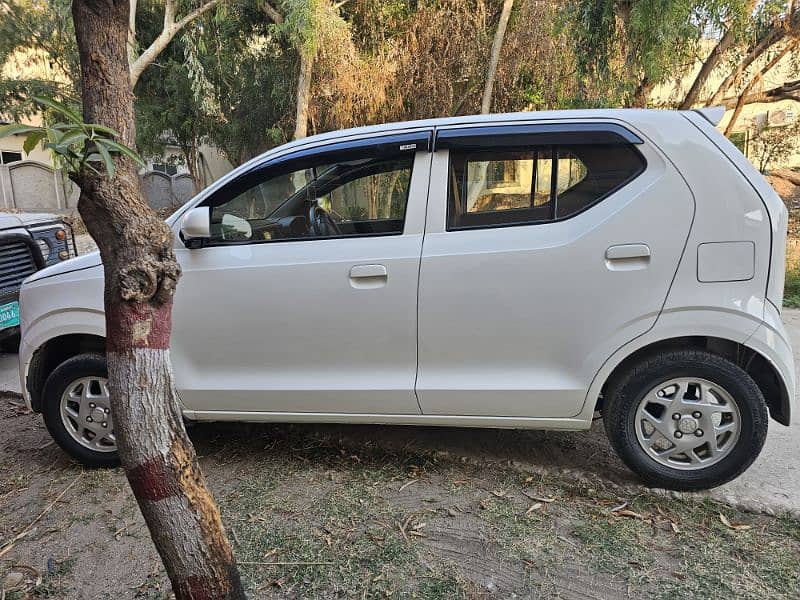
[24,250,102,284]
[0,212,63,230]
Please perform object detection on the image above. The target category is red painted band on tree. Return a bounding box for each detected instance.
[176,572,242,600]
[106,301,173,352]
[126,456,177,503]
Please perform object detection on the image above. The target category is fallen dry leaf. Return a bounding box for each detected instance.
[719,513,752,531]
[398,479,418,492]
[525,503,543,516]
[614,509,645,520]
[522,491,556,503]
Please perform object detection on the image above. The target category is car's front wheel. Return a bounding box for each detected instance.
[42,353,119,467]
[603,349,768,491]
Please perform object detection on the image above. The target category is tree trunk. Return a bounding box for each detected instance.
[630,77,655,108]
[294,49,313,139]
[71,1,244,598]
[182,142,202,194]
[481,0,513,114]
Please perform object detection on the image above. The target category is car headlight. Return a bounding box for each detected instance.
[37,238,51,261]
[29,223,76,266]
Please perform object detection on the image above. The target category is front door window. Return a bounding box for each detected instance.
[208,155,414,244]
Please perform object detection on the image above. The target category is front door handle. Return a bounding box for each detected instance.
[350,264,387,279]
[349,264,388,289]
[606,244,651,260]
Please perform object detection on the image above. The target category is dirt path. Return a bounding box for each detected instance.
[1,399,799,598]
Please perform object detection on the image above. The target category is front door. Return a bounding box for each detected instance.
[171,132,432,415]
[416,122,694,418]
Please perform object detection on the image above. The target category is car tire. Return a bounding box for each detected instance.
[42,353,119,468]
[603,349,767,491]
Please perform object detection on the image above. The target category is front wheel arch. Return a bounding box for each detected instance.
[28,334,106,412]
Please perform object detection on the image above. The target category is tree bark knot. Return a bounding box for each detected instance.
[119,254,181,304]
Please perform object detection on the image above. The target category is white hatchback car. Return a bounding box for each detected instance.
[17,109,794,490]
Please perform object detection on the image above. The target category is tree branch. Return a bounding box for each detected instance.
[679,29,737,109]
[718,78,800,108]
[261,1,285,25]
[679,0,760,110]
[724,41,798,135]
[708,7,799,106]
[129,0,222,87]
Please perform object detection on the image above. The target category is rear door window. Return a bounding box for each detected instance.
[445,128,646,230]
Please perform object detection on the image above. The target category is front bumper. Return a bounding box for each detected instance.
[0,289,20,342]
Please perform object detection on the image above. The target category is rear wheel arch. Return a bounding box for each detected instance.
[597,335,790,426]
[28,334,106,412]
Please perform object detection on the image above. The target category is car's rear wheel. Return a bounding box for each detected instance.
[603,349,767,491]
[42,353,119,467]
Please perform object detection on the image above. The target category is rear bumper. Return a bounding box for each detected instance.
[746,302,796,425]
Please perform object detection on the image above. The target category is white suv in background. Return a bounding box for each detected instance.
[17,108,794,490]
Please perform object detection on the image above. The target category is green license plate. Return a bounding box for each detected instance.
[0,301,20,331]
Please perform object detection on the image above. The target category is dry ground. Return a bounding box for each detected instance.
[1,395,798,599]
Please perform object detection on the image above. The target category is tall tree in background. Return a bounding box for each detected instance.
[570,0,746,107]
[70,0,243,597]
[481,0,514,113]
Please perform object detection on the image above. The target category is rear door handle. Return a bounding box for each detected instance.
[606,244,651,260]
[350,264,387,279]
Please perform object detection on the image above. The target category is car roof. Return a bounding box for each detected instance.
[238,108,677,175]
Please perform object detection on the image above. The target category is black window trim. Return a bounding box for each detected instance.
[196,130,430,248]
[434,122,644,151]
[442,124,647,232]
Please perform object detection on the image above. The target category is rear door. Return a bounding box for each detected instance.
[416,121,694,418]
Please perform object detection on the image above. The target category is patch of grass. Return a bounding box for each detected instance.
[218,431,442,596]
[220,429,800,598]
[568,493,800,599]
[784,266,800,307]
[34,556,78,598]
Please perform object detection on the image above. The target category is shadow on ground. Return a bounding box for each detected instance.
[186,418,633,484]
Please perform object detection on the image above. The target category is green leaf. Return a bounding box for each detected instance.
[33,96,83,125]
[22,130,47,155]
[93,141,115,179]
[0,123,43,138]
[96,138,146,168]
[45,128,65,145]
[86,124,121,138]
[58,130,89,147]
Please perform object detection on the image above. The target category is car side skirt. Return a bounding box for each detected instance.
[181,410,594,431]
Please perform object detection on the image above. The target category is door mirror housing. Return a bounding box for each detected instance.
[180,207,210,248]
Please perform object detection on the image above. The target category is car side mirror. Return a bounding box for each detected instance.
[180,207,210,248]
